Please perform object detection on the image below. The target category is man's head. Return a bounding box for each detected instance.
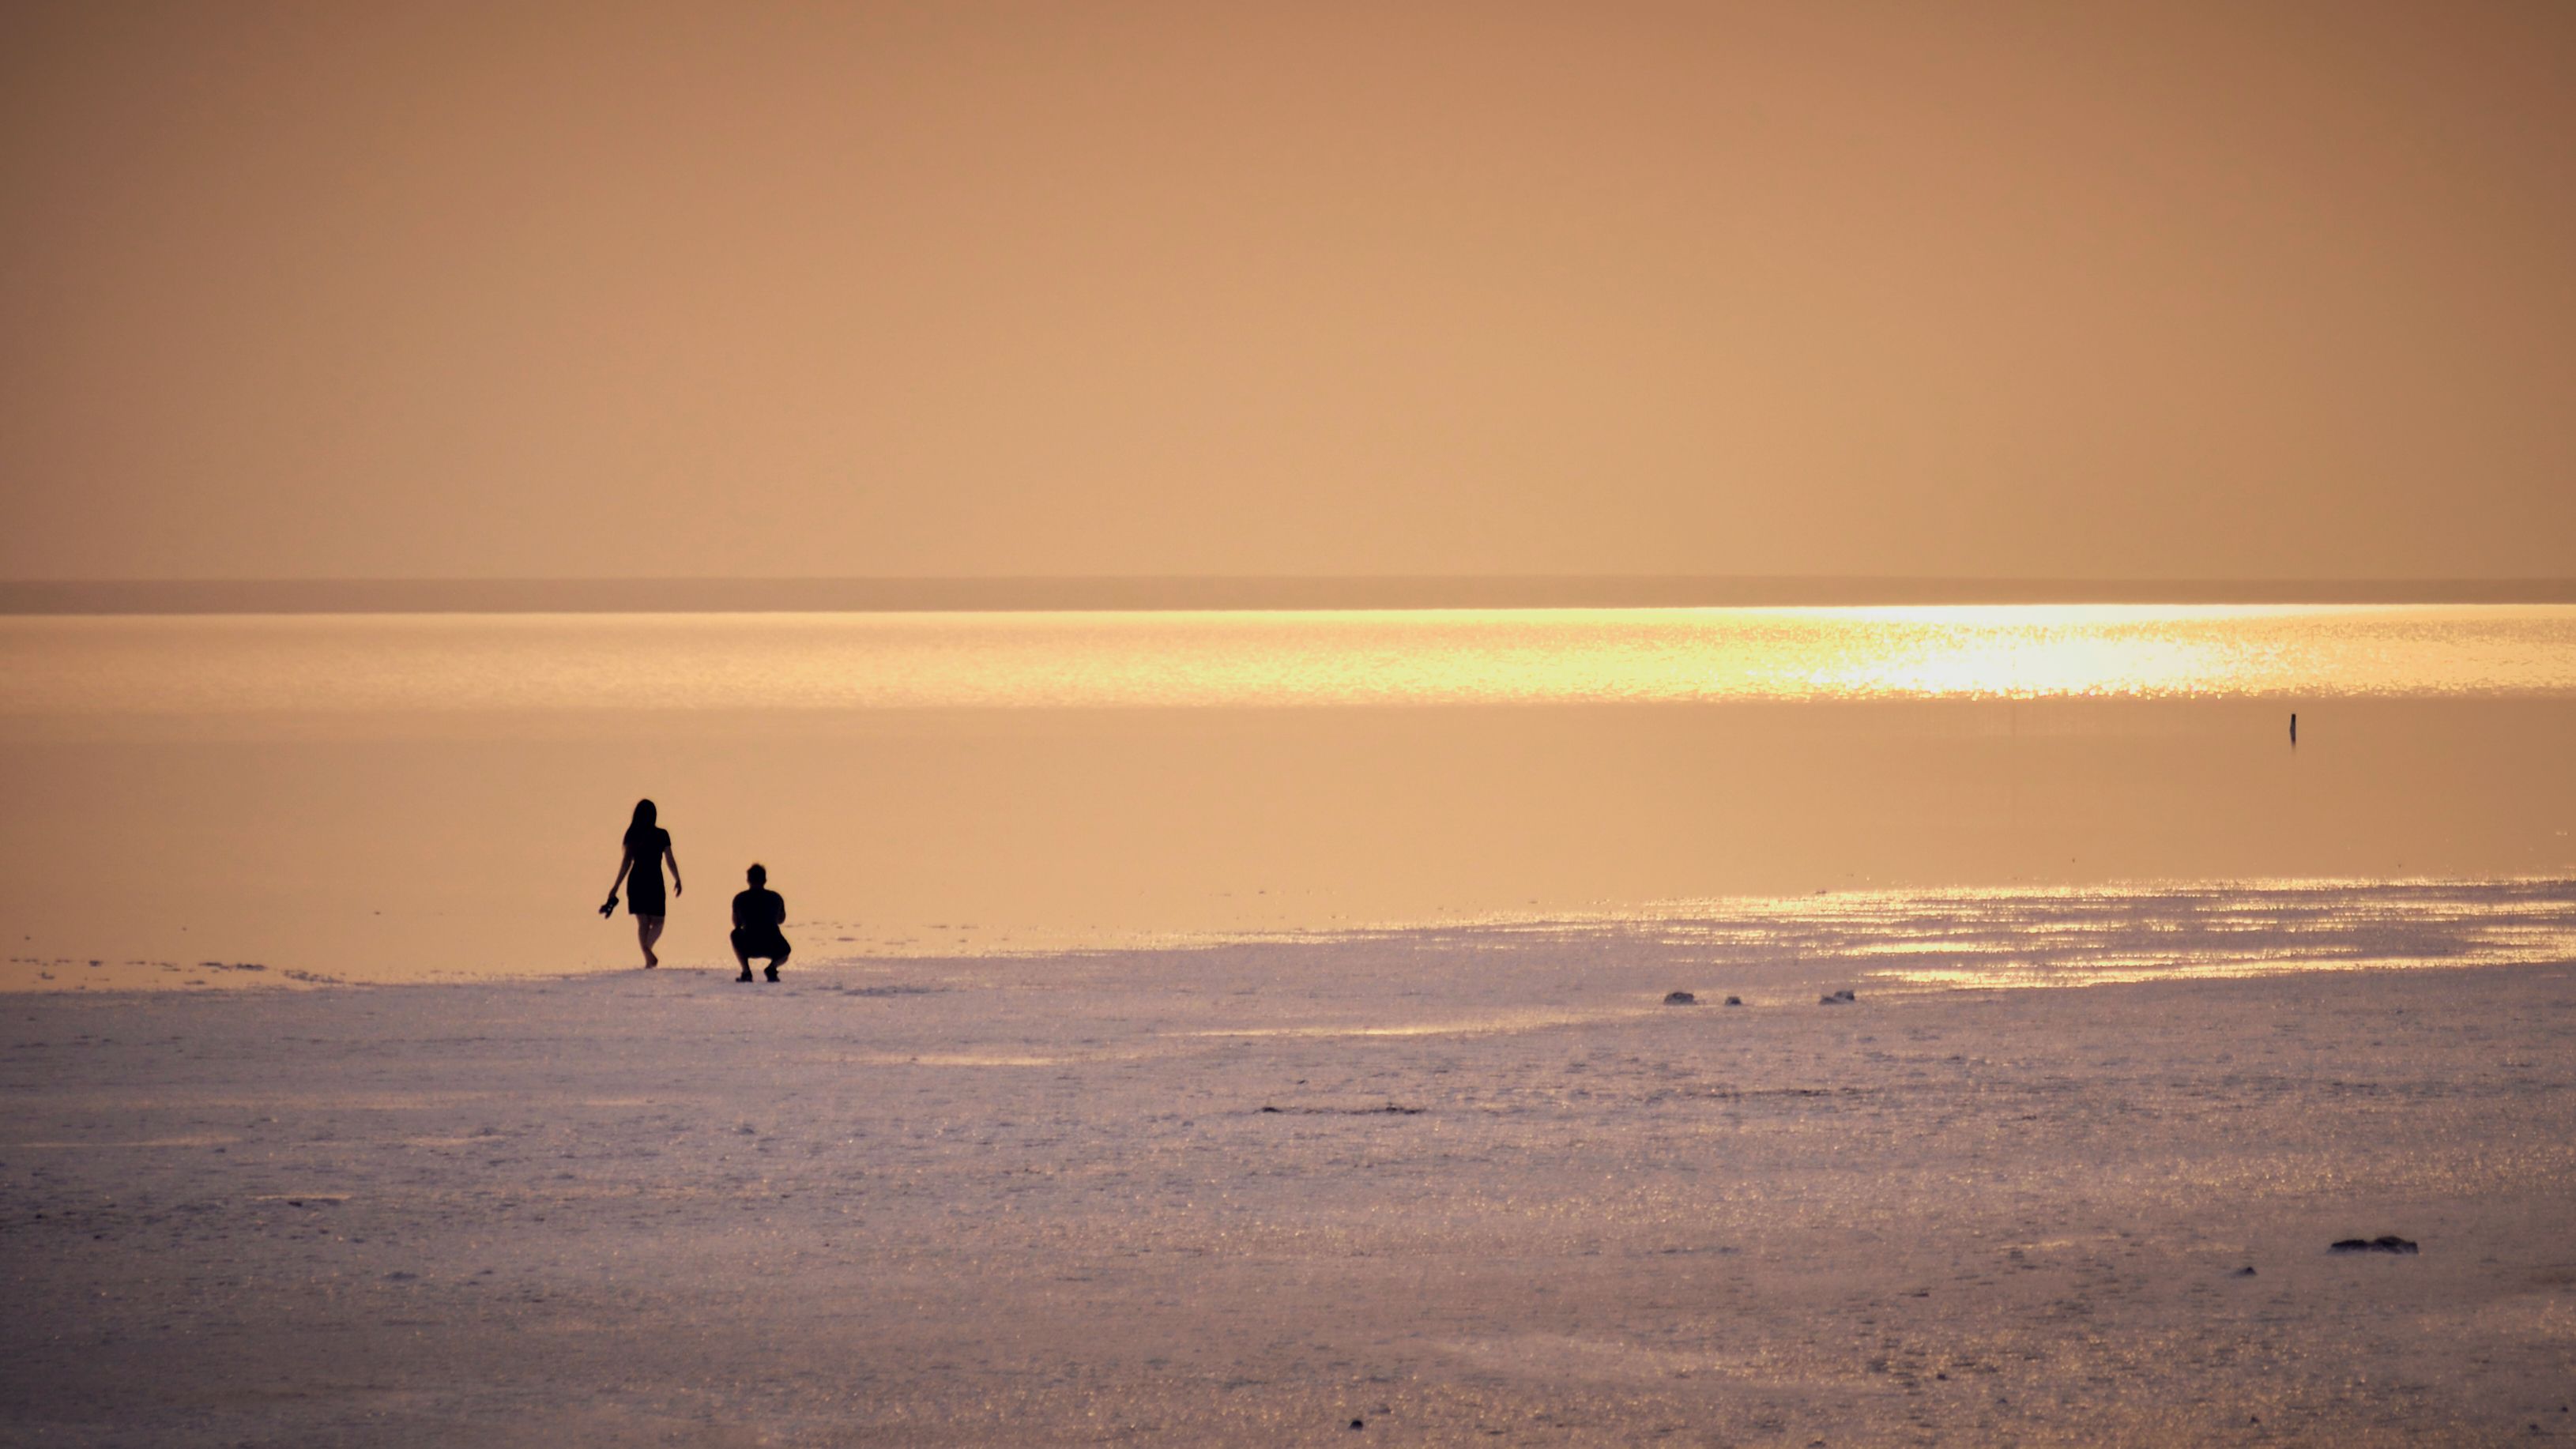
[746,863,767,887]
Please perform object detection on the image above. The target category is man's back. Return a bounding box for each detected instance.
[732,886,785,932]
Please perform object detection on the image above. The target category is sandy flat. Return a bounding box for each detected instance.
[2,929,2571,1447]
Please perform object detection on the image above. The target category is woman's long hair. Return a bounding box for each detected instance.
[623,798,659,854]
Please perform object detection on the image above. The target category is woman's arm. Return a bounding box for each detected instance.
[665,844,682,898]
[601,849,634,915]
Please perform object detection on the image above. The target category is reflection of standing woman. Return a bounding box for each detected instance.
[600,798,682,968]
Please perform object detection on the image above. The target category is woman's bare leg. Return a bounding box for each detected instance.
[638,914,665,968]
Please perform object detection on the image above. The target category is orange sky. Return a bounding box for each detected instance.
[3,2,2570,582]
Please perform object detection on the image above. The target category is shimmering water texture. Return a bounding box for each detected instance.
[6,604,2575,988]
[6,604,2575,719]
[1560,876,2576,990]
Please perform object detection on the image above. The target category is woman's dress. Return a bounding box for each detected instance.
[624,826,671,916]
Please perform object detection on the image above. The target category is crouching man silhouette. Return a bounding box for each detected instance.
[730,864,791,983]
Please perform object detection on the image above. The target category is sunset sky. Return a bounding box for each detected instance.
[4,2,2570,583]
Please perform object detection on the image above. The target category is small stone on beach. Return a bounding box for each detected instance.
[2327,1236,2418,1255]
[1662,991,1697,1006]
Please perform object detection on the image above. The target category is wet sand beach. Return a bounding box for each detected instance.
[6,917,2571,1446]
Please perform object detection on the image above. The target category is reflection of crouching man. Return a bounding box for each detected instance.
[730,864,791,984]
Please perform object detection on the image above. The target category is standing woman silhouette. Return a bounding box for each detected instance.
[600,799,682,967]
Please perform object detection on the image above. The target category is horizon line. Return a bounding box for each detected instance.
[6,574,2574,615]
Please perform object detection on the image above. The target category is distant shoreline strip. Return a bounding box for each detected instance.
[6,576,2574,615]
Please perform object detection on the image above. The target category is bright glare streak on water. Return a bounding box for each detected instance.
[1605,877,2576,989]
[5,604,2576,717]
[1102,879,2576,992]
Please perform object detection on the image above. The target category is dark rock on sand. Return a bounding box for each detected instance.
[1820,989,1856,1005]
[1663,991,1697,1006]
[2329,1236,2419,1255]
[2232,1266,2258,1277]
[1724,995,1743,1007]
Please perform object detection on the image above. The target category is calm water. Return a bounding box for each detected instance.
[3,605,2573,987]
[7,604,2576,718]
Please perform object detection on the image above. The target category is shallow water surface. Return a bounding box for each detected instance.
[6,604,2575,717]
[2,604,2572,986]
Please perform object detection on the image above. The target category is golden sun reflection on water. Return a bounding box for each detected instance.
[2,604,2574,719]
